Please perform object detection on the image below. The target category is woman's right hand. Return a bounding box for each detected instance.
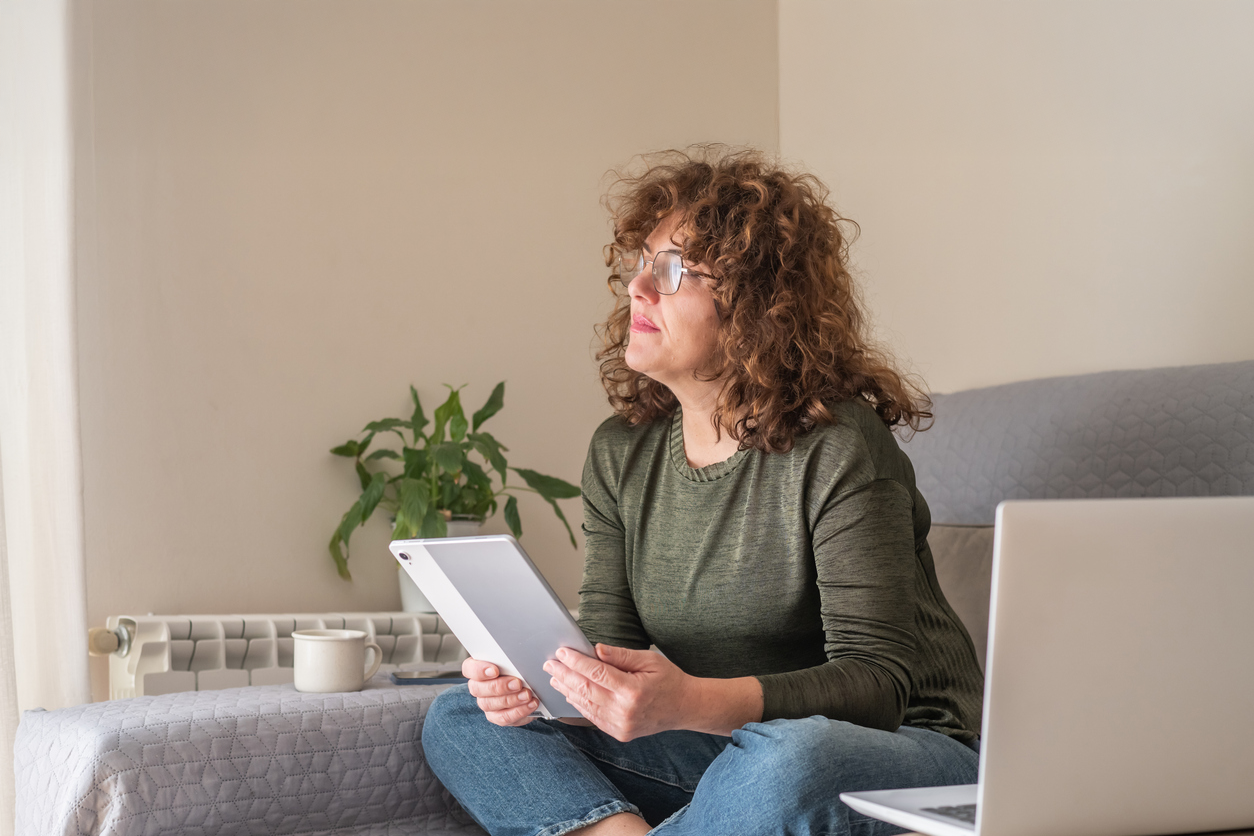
[463,658,540,726]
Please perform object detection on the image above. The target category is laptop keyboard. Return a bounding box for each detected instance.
[922,804,978,825]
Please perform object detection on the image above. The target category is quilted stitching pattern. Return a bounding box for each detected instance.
[14,679,486,836]
[902,361,1254,525]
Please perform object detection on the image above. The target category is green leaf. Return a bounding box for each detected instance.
[509,469,578,547]
[330,440,359,457]
[410,385,429,438]
[337,500,364,546]
[450,411,468,443]
[357,431,376,455]
[512,467,581,499]
[440,473,458,508]
[355,460,372,491]
[395,478,429,540]
[360,471,388,521]
[363,422,406,447]
[470,430,509,453]
[418,506,448,538]
[365,449,401,461]
[364,418,409,433]
[461,459,493,492]
[431,387,463,444]
[329,529,351,580]
[468,431,509,482]
[472,382,505,431]
[403,447,429,479]
[544,494,578,548]
[504,495,522,538]
[432,442,465,474]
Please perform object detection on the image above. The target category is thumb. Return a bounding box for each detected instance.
[596,643,653,672]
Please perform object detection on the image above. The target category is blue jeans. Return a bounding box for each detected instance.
[422,686,978,836]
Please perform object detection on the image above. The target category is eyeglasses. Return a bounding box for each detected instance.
[616,249,714,295]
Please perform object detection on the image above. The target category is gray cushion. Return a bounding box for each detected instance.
[903,360,1254,526]
[928,525,994,671]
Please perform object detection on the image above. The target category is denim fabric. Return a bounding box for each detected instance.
[423,686,978,836]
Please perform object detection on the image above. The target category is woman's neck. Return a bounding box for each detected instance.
[672,382,741,469]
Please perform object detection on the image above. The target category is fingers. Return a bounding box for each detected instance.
[551,647,625,688]
[484,697,540,727]
[594,643,652,671]
[468,673,528,698]
[462,658,539,721]
[544,649,615,724]
[462,658,499,680]
[463,658,522,694]
[476,685,538,712]
[544,646,670,742]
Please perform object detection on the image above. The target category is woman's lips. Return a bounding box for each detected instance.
[631,314,660,334]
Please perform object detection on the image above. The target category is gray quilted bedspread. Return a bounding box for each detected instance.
[903,360,1254,525]
[14,678,486,836]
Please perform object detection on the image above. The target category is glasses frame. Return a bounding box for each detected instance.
[617,249,715,295]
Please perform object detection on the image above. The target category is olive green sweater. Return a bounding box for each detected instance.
[577,399,984,742]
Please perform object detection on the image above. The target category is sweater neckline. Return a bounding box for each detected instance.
[668,408,750,482]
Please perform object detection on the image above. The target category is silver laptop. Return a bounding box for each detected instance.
[841,496,1254,836]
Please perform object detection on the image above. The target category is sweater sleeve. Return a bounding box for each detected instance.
[755,478,919,729]
[576,424,651,651]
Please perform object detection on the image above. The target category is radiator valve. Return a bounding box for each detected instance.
[88,624,133,657]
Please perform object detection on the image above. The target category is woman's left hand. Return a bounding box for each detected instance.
[543,644,695,741]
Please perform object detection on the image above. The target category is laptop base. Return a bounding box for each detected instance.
[841,784,977,836]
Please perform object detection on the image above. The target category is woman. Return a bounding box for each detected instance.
[423,148,984,836]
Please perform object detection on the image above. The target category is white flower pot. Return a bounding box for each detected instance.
[397,519,484,612]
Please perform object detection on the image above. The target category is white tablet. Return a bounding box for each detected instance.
[389,534,595,719]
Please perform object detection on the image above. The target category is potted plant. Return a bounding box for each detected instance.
[328,382,580,580]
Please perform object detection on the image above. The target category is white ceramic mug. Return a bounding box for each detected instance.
[292,629,383,693]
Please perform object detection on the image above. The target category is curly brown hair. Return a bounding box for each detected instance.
[596,146,931,453]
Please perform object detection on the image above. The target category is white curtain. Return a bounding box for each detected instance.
[0,1,92,833]
[0,469,17,836]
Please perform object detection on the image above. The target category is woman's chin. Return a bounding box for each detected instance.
[624,345,650,375]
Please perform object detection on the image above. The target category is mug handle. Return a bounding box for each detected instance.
[363,641,383,681]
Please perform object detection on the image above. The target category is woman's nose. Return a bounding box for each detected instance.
[627,263,659,302]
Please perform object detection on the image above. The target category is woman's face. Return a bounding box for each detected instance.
[623,215,722,393]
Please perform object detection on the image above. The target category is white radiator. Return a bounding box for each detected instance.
[88,612,466,700]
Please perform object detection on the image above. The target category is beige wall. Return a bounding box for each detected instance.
[78,0,779,699]
[80,0,1253,702]
[780,0,1254,394]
